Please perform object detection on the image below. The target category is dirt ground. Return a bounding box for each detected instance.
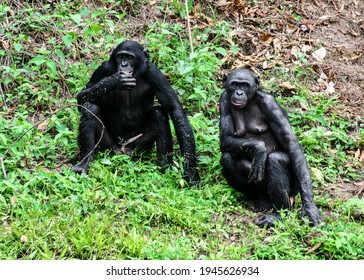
[130,0,363,114]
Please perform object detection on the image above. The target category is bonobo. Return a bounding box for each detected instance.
[72,40,200,184]
[219,68,322,227]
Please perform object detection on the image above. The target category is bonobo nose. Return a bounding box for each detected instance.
[236,90,244,96]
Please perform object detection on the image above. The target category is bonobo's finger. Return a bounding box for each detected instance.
[122,82,137,89]
[117,77,136,89]
[248,164,264,184]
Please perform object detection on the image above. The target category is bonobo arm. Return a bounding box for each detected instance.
[148,63,200,184]
[76,61,135,105]
[257,90,323,225]
[77,74,120,105]
[219,91,267,184]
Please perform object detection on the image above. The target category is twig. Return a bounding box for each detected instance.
[0,104,105,179]
[305,242,322,255]
[185,0,194,53]
[0,84,8,108]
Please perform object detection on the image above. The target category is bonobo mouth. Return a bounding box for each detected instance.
[231,101,246,108]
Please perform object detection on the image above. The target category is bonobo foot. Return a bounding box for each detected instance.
[254,212,281,228]
[112,145,133,156]
[71,163,89,175]
[302,203,323,226]
[183,166,201,186]
[254,197,272,212]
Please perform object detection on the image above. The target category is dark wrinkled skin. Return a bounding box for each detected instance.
[72,40,200,185]
[219,68,323,227]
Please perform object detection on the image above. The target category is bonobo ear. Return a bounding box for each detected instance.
[255,75,260,89]
[222,74,228,87]
[143,48,150,62]
[255,75,260,86]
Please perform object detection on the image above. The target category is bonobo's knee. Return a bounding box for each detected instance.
[220,152,233,168]
[266,152,290,168]
[152,106,168,122]
[80,102,101,116]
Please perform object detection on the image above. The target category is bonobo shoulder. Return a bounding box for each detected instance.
[256,89,275,103]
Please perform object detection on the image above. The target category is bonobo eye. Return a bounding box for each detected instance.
[241,82,250,87]
[230,82,237,87]
[127,54,134,60]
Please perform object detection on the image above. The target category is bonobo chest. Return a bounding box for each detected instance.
[232,99,269,137]
[99,76,155,132]
[100,76,154,110]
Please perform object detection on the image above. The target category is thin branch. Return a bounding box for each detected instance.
[185,0,194,53]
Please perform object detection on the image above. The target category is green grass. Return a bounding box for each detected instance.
[0,0,363,260]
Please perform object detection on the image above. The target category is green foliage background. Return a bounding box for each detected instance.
[0,0,363,260]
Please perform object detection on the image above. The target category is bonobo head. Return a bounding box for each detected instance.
[223,68,260,109]
[110,40,150,78]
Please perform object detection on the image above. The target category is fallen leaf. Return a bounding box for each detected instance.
[279,81,296,93]
[328,148,338,154]
[311,167,324,181]
[325,81,335,94]
[355,149,361,159]
[20,235,28,243]
[260,31,274,45]
[37,121,49,131]
[312,47,327,61]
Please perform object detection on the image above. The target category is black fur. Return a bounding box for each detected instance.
[72,40,200,185]
[219,68,322,227]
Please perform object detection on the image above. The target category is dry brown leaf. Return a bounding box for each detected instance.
[37,121,49,131]
[20,235,28,243]
[280,81,296,93]
[325,81,335,94]
[300,101,309,111]
[360,151,364,162]
[355,149,361,159]
[312,47,327,61]
[273,38,282,51]
[260,31,274,45]
[216,0,230,7]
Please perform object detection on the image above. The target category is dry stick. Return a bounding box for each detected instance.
[305,242,322,255]
[185,0,194,53]
[0,104,105,180]
[0,85,8,109]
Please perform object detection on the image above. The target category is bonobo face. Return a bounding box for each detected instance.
[116,50,136,77]
[223,68,259,109]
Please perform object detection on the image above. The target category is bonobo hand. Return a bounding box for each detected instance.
[113,71,136,90]
[248,144,267,184]
[302,203,323,226]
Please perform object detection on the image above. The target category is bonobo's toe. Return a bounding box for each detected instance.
[71,164,88,175]
[254,212,281,228]
[254,197,273,212]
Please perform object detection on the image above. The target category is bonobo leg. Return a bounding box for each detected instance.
[72,102,114,174]
[220,152,272,211]
[255,152,296,227]
[127,106,173,171]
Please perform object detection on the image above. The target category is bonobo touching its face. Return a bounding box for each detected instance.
[72,40,200,185]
